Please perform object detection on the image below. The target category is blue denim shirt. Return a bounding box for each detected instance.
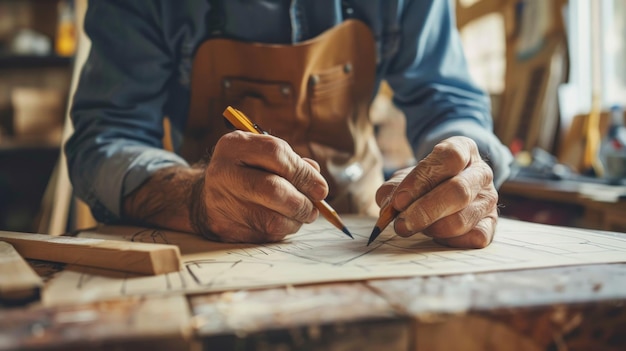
[66,0,513,222]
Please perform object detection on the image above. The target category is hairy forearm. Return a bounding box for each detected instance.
[122,166,204,234]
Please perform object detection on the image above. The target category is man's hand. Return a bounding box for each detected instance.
[375,136,498,248]
[123,131,328,243]
[191,131,328,243]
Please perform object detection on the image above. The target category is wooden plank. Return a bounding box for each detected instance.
[0,231,182,275]
[0,241,43,306]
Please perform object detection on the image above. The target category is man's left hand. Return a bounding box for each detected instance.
[375,136,498,248]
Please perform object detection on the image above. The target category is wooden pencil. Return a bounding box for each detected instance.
[367,203,399,246]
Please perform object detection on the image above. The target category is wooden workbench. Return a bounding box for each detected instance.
[2,259,626,350]
[500,177,626,232]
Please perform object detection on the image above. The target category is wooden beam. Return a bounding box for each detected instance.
[0,231,182,275]
[0,241,43,306]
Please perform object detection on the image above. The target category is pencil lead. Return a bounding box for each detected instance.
[367,227,381,246]
[341,227,354,239]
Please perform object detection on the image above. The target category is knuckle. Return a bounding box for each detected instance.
[261,215,295,240]
[449,177,473,207]
[265,176,286,197]
[433,140,470,170]
[462,137,479,152]
[457,209,480,233]
[291,162,310,185]
[482,189,499,209]
[259,136,288,159]
[248,175,283,204]
[417,206,437,228]
[293,162,327,201]
[412,166,438,192]
[303,158,321,172]
[288,195,315,222]
[220,130,247,145]
[479,161,494,185]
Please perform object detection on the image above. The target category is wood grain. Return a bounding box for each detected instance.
[0,231,182,275]
[0,241,43,305]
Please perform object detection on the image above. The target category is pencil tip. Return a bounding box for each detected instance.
[341,227,354,239]
[367,227,381,246]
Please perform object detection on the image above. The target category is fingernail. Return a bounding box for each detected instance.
[394,191,412,210]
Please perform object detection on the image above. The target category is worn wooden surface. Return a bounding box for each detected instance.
[192,263,626,350]
[2,260,626,350]
[0,294,195,351]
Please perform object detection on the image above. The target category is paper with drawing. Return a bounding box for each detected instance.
[43,216,626,305]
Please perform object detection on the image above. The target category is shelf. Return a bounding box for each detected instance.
[0,55,72,69]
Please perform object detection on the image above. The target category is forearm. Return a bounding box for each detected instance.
[122,165,204,234]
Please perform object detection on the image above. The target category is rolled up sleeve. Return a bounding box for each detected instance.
[65,0,188,222]
[384,0,512,187]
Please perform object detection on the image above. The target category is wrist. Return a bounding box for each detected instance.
[122,166,203,233]
[188,175,220,241]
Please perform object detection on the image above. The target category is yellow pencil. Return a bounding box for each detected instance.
[222,106,353,239]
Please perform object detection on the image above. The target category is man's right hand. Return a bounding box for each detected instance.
[123,130,328,243]
[191,131,329,242]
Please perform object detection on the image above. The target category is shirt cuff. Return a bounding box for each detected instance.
[92,146,189,220]
[412,120,513,188]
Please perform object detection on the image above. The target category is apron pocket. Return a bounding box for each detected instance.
[221,77,298,141]
[308,63,355,153]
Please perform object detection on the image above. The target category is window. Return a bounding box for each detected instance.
[565,0,626,115]
[603,0,626,107]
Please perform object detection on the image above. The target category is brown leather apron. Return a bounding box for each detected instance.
[181,19,383,216]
